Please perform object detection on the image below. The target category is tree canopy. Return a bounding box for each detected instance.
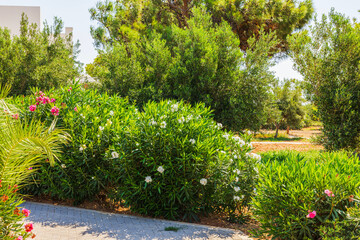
[89,0,313,52]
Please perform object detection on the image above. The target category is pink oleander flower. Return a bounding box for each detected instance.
[50,98,56,103]
[68,87,72,92]
[22,208,30,217]
[25,223,33,232]
[74,107,78,112]
[306,210,316,219]
[15,236,23,240]
[325,189,334,197]
[42,97,50,104]
[51,106,60,116]
[12,114,19,120]
[29,105,36,112]
[36,96,43,102]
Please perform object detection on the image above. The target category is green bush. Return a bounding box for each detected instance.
[109,100,259,221]
[87,7,278,132]
[13,83,137,203]
[252,151,360,239]
[290,10,360,150]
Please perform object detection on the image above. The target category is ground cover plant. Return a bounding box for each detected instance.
[253,151,360,239]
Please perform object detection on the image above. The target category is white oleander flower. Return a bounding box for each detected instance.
[157,166,165,173]
[150,119,157,126]
[246,130,252,135]
[99,126,104,131]
[79,144,87,152]
[238,140,245,147]
[171,104,179,112]
[160,121,167,128]
[235,177,239,182]
[234,196,240,201]
[106,119,112,126]
[189,139,196,144]
[248,143,253,148]
[80,114,85,119]
[233,169,240,174]
[61,164,66,169]
[178,117,185,124]
[111,151,119,159]
[91,177,95,180]
[200,178,207,186]
[109,110,114,116]
[220,150,226,155]
[234,155,238,159]
[217,123,223,129]
[145,176,152,183]
[229,159,233,163]
[97,135,100,138]
[248,153,261,162]
[234,186,240,192]
[186,115,193,122]
[223,133,230,140]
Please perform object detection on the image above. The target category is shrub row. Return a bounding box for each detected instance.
[13,84,258,221]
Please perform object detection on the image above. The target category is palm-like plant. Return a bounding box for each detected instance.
[0,84,69,186]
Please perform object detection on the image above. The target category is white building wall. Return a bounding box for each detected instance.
[0,6,41,35]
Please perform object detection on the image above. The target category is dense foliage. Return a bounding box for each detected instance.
[87,8,278,131]
[110,100,259,221]
[89,0,313,53]
[14,85,258,222]
[289,10,360,150]
[14,83,136,203]
[0,14,81,96]
[252,151,360,239]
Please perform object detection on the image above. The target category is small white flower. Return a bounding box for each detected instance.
[106,119,112,126]
[160,121,167,128]
[220,150,226,155]
[238,139,245,147]
[93,155,95,157]
[99,126,104,131]
[248,143,253,148]
[234,186,240,192]
[223,133,230,140]
[79,147,84,152]
[229,159,233,163]
[186,115,193,122]
[171,104,179,112]
[235,177,239,182]
[79,144,87,152]
[145,176,152,183]
[246,130,252,135]
[234,155,238,159]
[109,111,114,116]
[234,196,240,201]
[136,142,139,146]
[111,151,119,159]
[150,119,157,126]
[233,169,240,174]
[178,117,185,124]
[157,166,165,173]
[61,164,66,169]
[80,114,85,119]
[217,123,223,129]
[91,176,95,180]
[200,178,207,186]
[97,135,100,138]
[189,139,196,144]
[248,153,261,162]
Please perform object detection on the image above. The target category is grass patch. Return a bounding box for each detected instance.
[164,226,181,232]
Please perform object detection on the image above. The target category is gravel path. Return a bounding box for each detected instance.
[21,202,252,240]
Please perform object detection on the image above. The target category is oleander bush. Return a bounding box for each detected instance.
[13,83,137,203]
[252,151,360,239]
[109,100,259,221]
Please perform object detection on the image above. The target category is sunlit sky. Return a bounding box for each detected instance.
[0,0,359,79]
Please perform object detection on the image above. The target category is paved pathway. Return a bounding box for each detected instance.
[252,141,312,145]
[21,202,251,240]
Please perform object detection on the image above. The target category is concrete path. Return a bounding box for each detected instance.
[21,202,252,240]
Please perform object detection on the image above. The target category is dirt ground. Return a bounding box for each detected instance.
[253,126,324,153]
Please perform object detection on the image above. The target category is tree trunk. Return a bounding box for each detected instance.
[275,123,280,138]
[287,125,290,135]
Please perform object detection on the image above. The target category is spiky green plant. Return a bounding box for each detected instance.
[0,84,69,186]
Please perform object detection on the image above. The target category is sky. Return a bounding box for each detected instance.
[0,0,359,79]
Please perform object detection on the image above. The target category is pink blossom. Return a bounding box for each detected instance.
[68,87,72,92]
[42,97,50,104]
[24,223,33,232]
[74,107,78,112]
[29,105,37,112]
[15,236,23,240]
[306,210,316,219]
[50,98,56,103]
[12,114,19,120]
[51,106,60,116]
[22,208,30,217]
[325,189,334,197]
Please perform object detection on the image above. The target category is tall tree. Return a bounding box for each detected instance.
[90,0,313,52]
